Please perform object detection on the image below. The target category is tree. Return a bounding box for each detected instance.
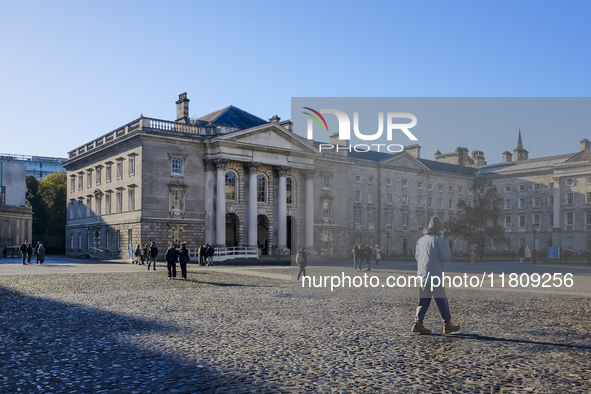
[26,174,48,245]
[444,177,505,259]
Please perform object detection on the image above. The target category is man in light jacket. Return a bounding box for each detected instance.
[412,216,460,335]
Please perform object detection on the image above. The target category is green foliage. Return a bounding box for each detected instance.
[26,173,67,252]
[444,177,505,256]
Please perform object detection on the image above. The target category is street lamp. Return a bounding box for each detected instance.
[531,224,537,264]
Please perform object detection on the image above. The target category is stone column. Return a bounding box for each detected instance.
[276,166,289,253]
[203,159,215,244]
[303,170,315,250]
[553,176,560,229]
[245,162,260,247]
[215,159,228,247]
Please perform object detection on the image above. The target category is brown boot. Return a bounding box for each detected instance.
[443,321,460,334]
[411,321,432,335]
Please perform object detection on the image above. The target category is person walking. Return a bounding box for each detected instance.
[34,241,40,264]
[37,242,45,264]
[352,245,361,271]
[206,244,215,266]
[411,216,460,335]
[374,245,382,266]
[524,246,532,263]
[296,247,308,280]
[20,241,28,265]
[198,244,205,266]
[26,243,33,264]
[363,245,372,271]
[178,242,190,280]
[469,244,478,264]
[147,241,158,271]
[143,244,149,265]
[518,245,525,263]
[134,244,142,264]
[165,243,178,279]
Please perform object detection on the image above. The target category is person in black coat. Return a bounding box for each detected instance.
[178,242,190,280]
[165,243,178,279]
[147,241,158,271]
[206,244,215,266]
[20,241,28,265]
[26,243,33,264]
[296,247,308,280]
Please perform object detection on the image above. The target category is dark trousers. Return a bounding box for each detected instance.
[179,262,187,279]
[167,261,177,278]
[297,266,307,280]
[22,253,27,264]
[415,285,452,323]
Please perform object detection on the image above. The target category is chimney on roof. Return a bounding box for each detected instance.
[330,132,348,147]
[269,115,281,123]
[581,138,591,151]
[404,144,421,159]
[176,92,190,122]
[471,150,486,166]
[502,151,513,163]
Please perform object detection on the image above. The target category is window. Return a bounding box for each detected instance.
[106,164,112,183]
[386,193,392,204]
[116,160,123,180]
[417,196,423,207]
[448,199,453,209]
[354,175,361,183]
[438,185,443,192]
[322,201,331,219]
[386,212,392,226]
[458,186,463,194]
[322,175,331,189]
[534,183,540,191]
[368,211,374,225]
[86,197,92,217]
[427,197,432,208]
[519,215,525,228]
[448,186,453,193]
[128,156,135,176]
[549,213,554,227]
[355,190,361,202]
[322,231,330,250]
[354,207,361,224]
[566,192,574,205]
[368,176,374,184]
[77,199,83,218]
[402,213,408,230]
[519,184,526,192]
[225,172,236,200]
[519,198,525,209]
[70,176,75,193]
[566,237,574,250]
[505,199,511,209]
[96,197,101,216]
[286,178,292,204]
[566,212,574,226]
[171,189,182,210]
[257,175,267,202]
[386,178,392,186]
[587,177,591,184]
[427,183,433,191]
[402,179,407,187]
[438,198,443,209]
[417,213,423,230]
[566,178,574,186]
[533,214,540,227]
[172,159,183,175]
[105,193,111,214]
[519,238,526,248]
[78,174,83,190]
[587,192,591,203]
[548,195,554,207]
[417,181,423,189]
[549,182,554,188]
[586,211,591,225]
[96,167,102,186]
[87,171,92,188]
[128,188,135,211]
[505,186,511,192]
[402,194,407,205]
[116,230,121,251]
[491,239,497,251]
[533,196,541,208]
[116,190,123,213]
[368,192,374,204]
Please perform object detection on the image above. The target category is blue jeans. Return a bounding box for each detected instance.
[354,258,361,270]
[147,256,156,270]
[415,284,452,323]
[297,266,307,280]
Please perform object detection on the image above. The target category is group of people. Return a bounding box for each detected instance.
[133,242,159,270]
[165,242,190,280]
[351,244,382,271]
[197,244,215,266]
[19,240,45,265]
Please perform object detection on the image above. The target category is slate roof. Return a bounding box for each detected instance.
[193,105,268,129]
[418,159,478,176]
[564,148,591,163]
[477,153,576,175]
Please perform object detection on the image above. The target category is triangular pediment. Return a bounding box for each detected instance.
[217,124,319,155]
[381,152,430,172]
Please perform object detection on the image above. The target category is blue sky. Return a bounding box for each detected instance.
[1,1,589,161]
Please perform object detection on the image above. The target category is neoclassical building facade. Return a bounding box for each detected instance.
[62,94,591,259]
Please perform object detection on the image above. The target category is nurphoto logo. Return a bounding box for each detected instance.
[303,107,418,153]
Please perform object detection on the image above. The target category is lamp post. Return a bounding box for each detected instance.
[531,224,537,264]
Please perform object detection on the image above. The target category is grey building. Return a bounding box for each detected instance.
[0,161,33,254]
[0,153,66,179]
[62,93,591,259]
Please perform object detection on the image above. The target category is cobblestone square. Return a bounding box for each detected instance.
[0,257,590,393]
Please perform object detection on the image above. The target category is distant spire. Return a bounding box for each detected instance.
[517,128,523,149]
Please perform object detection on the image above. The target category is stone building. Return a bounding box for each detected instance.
[0,161,32,254]
[62,94,591,259]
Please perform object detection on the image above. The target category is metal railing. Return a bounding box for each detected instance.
[188,246,259,262]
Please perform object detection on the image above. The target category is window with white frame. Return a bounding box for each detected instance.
[368,176,374,184]
[587,176,591,184]
[438,185,443,192]
[505,199,511,209]
[86,197,92,217]
[368,211,374,225]
[78,233,82,250]
[257,175,267,202]
[402,213,408,230]
[386,178,392,186]
[69,200,75,219]
[355,190,361,202]
[78,173,83,190]
[128,187,135,211]
[354,207,361,224]
[427,197,432,208]
[105,192,112,214]
[70,176,75,193]
[116,190,123,213]
[322,175,331,189]
[106,163,112,183]
[417,181,423,189]
[116,160,123,180]
[505,185,511,192]
[402,194,407,205]
[438,198,443,209]
[448,186,453,193]
[354,175,361,183]
[566,178,574,186]
[368,192,374,204]
[566,212,574,226]
[417,213,423,230]
[96,166,102,186]
[427,183,433,191]
[566,192,574,205]
[586,192,591,203]
[171,159,183,175]
[533,214,540,227]
[458,186,463,194]
[519,215,525,228]
[448,199,453,209]
[534,183,540,191]
[386,212,392,226]
[387,193,393,204]
[549,182,554,188]
[96,196,101,216]
[519,184,526,192]
[128,155,136,176]
[533,196,540,208]
[77,199,83,218]
[170,189,183,210]
[519,198,525,209]
[286,177,293,204]
[87,171,92,188]
[586,211,591,225]
[322,200,331,219]
[402,179,407,187]
[225,172,236,200]
[548,195,554,207]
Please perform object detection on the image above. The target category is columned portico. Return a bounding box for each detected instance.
[215,159,228,246]
[276,166,289,253]
[245,162,260,247]
[303,170,315,250]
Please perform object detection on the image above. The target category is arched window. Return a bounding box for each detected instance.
[286,177,293,204]
[257,174,266,203]
[225,172,236,200]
